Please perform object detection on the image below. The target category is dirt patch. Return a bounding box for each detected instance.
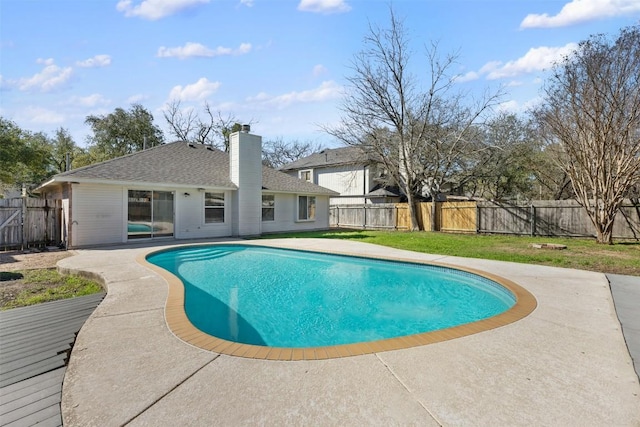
[0,249,75,271]
[0,249,77,309]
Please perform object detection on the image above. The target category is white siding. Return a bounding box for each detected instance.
[174,189,232,239]
[330,196,367,205]
[70,184,236,247]
[316,166,366,196]
[261,193,331,233]
[71,184,125,247]
[230,132,262,236]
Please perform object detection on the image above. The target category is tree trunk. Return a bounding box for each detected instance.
[405,191,420,231]
[430,198,437,232]
[595,225,614,245]
[583,201,616,244]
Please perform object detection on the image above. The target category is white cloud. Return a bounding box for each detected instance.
[312,64,328,77]
[520,0,640,28]
[454,71,480,83]
[157,42,252,59]
[168,77,221,101]
[8,58,73,92]
[240,0,254,6]
[498,97,543,114]
[116,0,209,20]
[127,94,150,104]
[477,43,578,80]
[22,106,65,124]
[247,81,342,109]
[298,0,351,14]
[68,94,111,107]
[76,54,112,68]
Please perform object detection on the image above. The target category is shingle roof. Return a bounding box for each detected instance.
[261,166,336,194]
[279,146,380,171]
[42,141,336,195]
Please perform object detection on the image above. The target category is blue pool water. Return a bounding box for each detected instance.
[147,245,515,348]
[128,223,153,233]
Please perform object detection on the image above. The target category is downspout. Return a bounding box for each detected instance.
[363,164,368,204]
[68,183,73,249]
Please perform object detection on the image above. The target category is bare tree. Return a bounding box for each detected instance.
[325,8,502,230]
[163,100,244,152]
[454,114,540,201]
[163,99,197,142]
[535,25,640,244]
[262,137,324,169]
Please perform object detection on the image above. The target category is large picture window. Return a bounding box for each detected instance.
[298,195,316,221]
[205,192,225,223]
[262,194,275,221]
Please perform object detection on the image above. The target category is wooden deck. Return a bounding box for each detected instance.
[0,293,104,426]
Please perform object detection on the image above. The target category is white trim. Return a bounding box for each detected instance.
[40,177,237,191]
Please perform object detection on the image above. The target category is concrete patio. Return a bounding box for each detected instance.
[57,238,640,426]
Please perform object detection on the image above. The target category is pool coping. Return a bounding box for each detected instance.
[137,242,537,361]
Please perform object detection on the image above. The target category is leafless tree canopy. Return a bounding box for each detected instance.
[262,137,324,169]
[535,25,640,244]
[325,8,502,230]
[163,100,243,152]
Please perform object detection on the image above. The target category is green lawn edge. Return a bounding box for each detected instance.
[258,229,640,276]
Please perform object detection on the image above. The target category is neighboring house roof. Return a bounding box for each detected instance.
[367,184,401,198]
[38,141,337,195]
[279,146,380,171]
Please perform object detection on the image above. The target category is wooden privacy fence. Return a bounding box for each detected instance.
[329,202,477,232]
[477,200,640,239]
[329,204,403,230]
[0,198,62,250]
[330,200,640,239]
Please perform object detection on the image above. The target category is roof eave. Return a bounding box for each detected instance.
[37,176,238,191]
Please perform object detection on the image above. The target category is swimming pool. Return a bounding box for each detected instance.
[146,244,534,356]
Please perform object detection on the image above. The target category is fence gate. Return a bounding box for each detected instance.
[0,198,62,250]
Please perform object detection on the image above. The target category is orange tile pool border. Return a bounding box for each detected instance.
[137,243,537,360]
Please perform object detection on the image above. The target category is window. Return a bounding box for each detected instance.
[298,196,316,221]
[262,194,275,221]
[299,170,312,183]
[204,192,225,223]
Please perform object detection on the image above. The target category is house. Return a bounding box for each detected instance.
[279,146,401,205]
[36,129,337,248]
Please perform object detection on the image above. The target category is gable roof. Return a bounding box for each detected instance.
[279,146,380,171]
[38,141,336,195]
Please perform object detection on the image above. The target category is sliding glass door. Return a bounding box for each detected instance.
[127,190,174,239]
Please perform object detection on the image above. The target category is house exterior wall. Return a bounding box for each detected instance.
[316,165,367,196]
[65,183,234,248]
[174,189,232,239]
[47,182,331,247]
[261,193,331,234]
[71,183,125,247]
[305,164,381,205]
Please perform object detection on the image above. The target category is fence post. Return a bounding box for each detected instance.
[21,192,27,250]
[394,205,397,230]
[363,205,367,229]
[530,204,536,236]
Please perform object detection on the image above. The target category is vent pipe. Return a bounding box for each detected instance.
[241,124,251,133]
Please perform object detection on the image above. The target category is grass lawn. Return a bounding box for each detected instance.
[0,269,103,310]
[260,229,640,276]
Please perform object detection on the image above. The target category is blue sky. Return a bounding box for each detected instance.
[1,0,639,148]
